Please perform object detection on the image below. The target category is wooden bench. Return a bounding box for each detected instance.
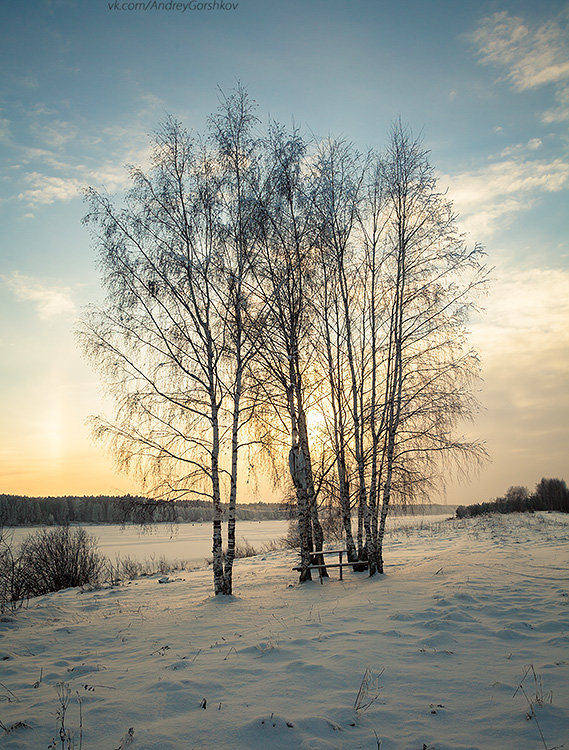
[293,548,368,583]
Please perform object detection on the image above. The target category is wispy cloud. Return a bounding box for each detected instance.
[439,153,569,238]
[470,10,569,122]
[17,172,84,206]
[544,85,569,124]
[138,91,166,110]
[470,266,569,464]
[10,99,156,207]
[473,266,569,354]
[1,272,76,319]
[30,118,78,149]
[500,138,542,158]
[18,146,74,171]
[16,152,151,206]
[85,164,134,193]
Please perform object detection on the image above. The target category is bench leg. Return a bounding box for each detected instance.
[319,566,323,585]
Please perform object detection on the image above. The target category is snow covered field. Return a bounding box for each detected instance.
[1,512,568,749]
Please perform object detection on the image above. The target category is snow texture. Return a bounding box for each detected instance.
[1,512,568,749]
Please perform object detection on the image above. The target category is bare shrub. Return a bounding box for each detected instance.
[0,529,29,612]
[18,526,104,597]
[234,540,258,558]
[116,554,142,580]
[319,510,346,544]
[260,538,287,553]
[152,554,176,574]
[105,555,142,584]
[284,520,300,550]
[206,540,259,566]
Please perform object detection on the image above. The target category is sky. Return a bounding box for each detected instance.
[0,0,568,505]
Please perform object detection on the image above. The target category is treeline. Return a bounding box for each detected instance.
[0,494,289,527]
[0,493,454,528]
[390,503,455,516]
[455,478,569,519]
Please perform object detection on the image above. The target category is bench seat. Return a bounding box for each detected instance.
[292,560,369,582]
[293,547,369,583]
[292,562,368,571]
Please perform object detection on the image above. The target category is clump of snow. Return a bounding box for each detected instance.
[1,513,568,749]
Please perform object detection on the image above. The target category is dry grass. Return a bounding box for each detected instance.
[105,554,193,583]
[205,537,287,566]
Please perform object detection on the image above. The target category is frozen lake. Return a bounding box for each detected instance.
[7,513,451,568]
[8,520,290,568]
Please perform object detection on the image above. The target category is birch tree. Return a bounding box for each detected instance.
[310,138,367,563]
[252,123,327,581]
[207,85,264,593]
[309,126,486,576]
[368,122,487,574]
[80,92,261,595]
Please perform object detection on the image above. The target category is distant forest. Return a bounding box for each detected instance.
[456,478,569,518]
[0,494,455,528]
[0,494,289,527]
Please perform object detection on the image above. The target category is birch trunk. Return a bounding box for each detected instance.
[223,359,242,595]
[210,406,229,594]
[321,274,358,562]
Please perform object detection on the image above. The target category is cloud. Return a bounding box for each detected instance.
[30,119,78,149]
[469,266,569,473]
[471,265,569,409]
[471,11,569,90]
[500,137,542,157]
[470,10,569,122]
[16,136,156,207]
[543,85,569,124]
[473,266,569,352]
[13,110,155,206]
[18,146,74,171]
[439,155,569,238]
[138,91,166,110]
[7,95,160,208]
[16,155,147,207]
[85,165,132,193]
[1,272,76,319]
[17,172,83,205]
